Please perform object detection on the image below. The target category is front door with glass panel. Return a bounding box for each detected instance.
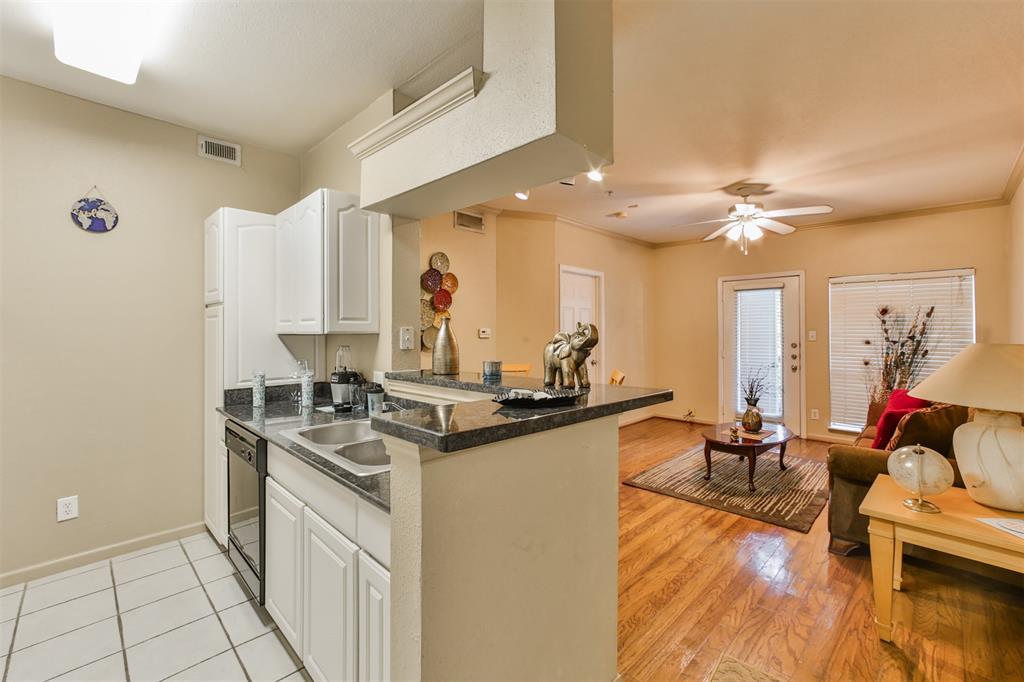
[720,275,803,434]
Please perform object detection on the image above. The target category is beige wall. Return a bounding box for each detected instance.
[651,203,1012,441]
[1009,176,1024,343]
[0,77,300,577]
[300,91,420,378]
[419,213,498,372]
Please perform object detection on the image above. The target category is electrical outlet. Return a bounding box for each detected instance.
[399,326,414,350]
[808,330,817,341]
[57,495,78,522]
[810,408,820,420]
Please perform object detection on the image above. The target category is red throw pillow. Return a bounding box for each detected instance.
[870,389,932,449]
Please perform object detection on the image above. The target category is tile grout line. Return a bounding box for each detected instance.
[178,538,253,682]
[1,583,27,682]
[22,540,184,594]
[108,560,131,682]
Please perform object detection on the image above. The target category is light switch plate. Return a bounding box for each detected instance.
[57,495,78,522]
[810,408,820,420]
[808,330,817,341]
[478,328,492,339]
[399,326,414,350]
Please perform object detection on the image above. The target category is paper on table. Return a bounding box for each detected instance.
[977,518,1024,541]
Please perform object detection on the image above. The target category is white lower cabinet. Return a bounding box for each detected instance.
[265,477,305,652]
[357,552,391,682]
[263,463,390,681]
[303,507,359,682]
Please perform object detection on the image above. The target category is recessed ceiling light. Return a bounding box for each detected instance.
[586,169,603,182]
[514,190,530,201]
[52,2,172,84]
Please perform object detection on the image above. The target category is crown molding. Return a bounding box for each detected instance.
[348,67,481,161]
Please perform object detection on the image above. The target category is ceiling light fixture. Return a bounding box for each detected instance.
[586,168,603,182]
[52,2,172,84]
[514,190,530,201]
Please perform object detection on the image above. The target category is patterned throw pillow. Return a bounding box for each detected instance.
[886,403,970,454]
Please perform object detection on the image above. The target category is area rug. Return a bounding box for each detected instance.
[623,446,828,533]
[710,655,783,682]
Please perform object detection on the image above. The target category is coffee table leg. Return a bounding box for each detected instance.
[779,441,788,471]
[703,441,712,481]
[747,451,756,492]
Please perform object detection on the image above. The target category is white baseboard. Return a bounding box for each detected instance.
[0,520,207,588]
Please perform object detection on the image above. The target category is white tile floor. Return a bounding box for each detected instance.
[1,532,309,682]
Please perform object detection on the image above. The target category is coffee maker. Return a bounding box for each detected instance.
[330,345,362,410]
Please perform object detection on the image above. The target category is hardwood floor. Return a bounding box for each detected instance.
[617,418,1024,682]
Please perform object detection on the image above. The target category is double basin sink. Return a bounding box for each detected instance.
[280,420,389,476]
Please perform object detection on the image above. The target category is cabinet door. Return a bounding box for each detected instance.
[203,305,224,542]
[326,191,380,334]
[303,506,358,682]
[357,552,390,682]
[266,477,305,652]
[276,191,325,334]
[224,209,300,387]
[204,210,223,305]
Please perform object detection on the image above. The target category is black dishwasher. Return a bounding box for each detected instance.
[225,423,266,605]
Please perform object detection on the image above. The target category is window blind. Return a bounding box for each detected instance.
[734,287,784,419]
[828,269,975,431]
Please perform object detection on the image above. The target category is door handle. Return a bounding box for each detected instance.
[791,365,798,372]
[590,359,597,366]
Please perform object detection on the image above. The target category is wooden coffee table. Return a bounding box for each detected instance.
[700,422,795,492]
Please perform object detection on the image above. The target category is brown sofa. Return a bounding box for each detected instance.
[826,402,968,554]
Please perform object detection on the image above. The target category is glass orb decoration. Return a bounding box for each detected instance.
[887,443,955,513]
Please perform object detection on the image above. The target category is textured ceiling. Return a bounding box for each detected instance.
[0,0,483,155]
[486,0,1024,243]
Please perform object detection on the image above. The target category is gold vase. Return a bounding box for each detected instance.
[741,399,763,433]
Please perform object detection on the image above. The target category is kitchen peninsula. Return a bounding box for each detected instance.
[375,371,671,681]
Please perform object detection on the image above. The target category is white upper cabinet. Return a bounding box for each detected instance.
[204,212,223,305]
[222,209,307,387]
[276,189,380,335]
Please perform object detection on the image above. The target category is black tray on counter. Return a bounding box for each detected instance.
[492,388,589,407]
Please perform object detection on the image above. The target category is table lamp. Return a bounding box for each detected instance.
[910,343,1024,511]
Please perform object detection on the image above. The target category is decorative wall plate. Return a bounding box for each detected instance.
[421,268,442,293]
[441,272,459,294]
[420,299,436,330]
[430,251,450,274]
[71,196,118,233]
[422,326,439,349]
[432,288,452,311]
[433,310,451,327]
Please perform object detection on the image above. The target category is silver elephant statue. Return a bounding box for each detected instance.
[543,322,599,389]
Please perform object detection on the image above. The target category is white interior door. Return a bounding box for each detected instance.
[559,267,603,383]
[720,275,803,434]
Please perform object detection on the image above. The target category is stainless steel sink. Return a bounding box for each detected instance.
[279,420,389,476]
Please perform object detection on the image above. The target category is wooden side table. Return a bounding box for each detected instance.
[859,475,1024,641]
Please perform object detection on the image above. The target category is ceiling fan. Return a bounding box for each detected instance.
[687,193,833,254]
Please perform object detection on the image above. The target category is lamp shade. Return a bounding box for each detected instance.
[909,343,1024,412]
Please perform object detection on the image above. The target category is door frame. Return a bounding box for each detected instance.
[716,270,806,437]
[558,264,606,385]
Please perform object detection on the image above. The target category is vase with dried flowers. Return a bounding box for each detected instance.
[740,364,773,433]
[863,305,936,406]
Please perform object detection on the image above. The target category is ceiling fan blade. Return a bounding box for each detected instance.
[682,217,734,228]
[756,218,795,235]
[703,221,740,241]
[760,205,833,218]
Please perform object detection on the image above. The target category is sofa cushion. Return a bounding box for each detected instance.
[871,389,932,449]
[887,403,969,456]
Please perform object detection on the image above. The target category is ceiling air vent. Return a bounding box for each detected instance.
[198,135,241,166]
[453,210,484,234]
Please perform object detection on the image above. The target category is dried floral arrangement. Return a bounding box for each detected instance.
[863,305,936,404]
[741,364,775,406]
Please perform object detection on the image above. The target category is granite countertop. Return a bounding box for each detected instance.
[218,396,423,513]
[375,372,673,453]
